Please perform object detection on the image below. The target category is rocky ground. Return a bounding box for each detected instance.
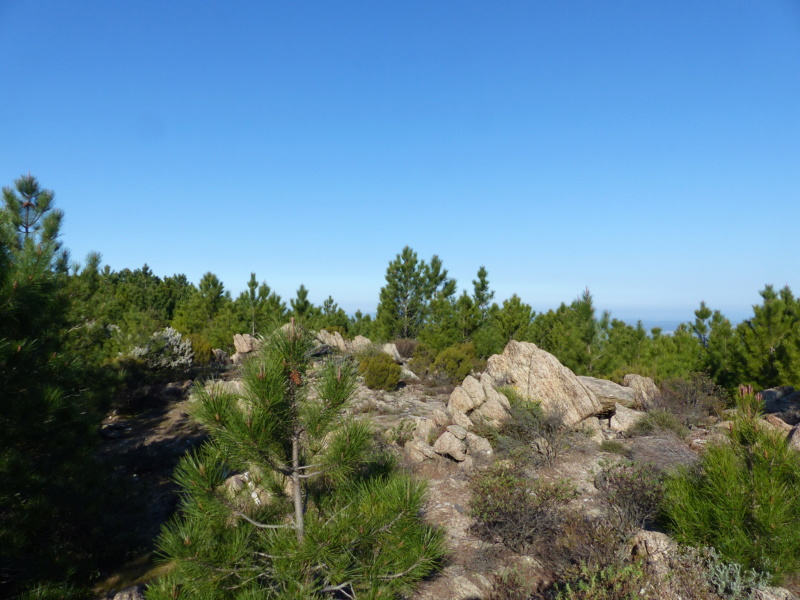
[95,339,800,600]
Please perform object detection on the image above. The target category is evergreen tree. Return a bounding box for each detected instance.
[148,325,444,599]
[234,273,287,336]
[290,283,317,322]
[472,266,494,324]
[734,285,800,388]
[375,246,447,340]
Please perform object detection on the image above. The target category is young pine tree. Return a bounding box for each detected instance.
[148,323,444,599]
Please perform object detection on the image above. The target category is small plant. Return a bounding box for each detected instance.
[393,338,417,359]
[600,440,627,455]
[594,460,664,534]
[128,327,193,374]
[188,333,212,366]
[385,419,416,446]
[358,352,401,391]
[663,385,800,585]
[704,547,769,599]
[628,409,688,438]
[495,393,566,466]
[409,342,436,376]
[487,569,536,600]
[470,464,577,554]
[555,560,648,600]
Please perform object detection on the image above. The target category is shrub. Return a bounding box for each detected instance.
[408,342,436,376]
[663,387,800,584]
[627,409,688,438]
[128,327,193,374]
[555,560,648,600]
[433,342,484,384]
[188,333,212,366]
[599,440,627,455]
[656,373,727,426]
[358,352,401,391]
[594,461,664,534]
[495,391,567,466]
[470,464,577,554]
[393,338,417,359]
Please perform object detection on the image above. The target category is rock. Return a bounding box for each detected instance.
[465,432,493,456]
[470,396,510,428]
[431,409,451,427]
[622,374,660,409]
[448,386,479,414]
[233,333,260,354]
[753,587,800,600]
[458,455,475,472]
[578,416,604,443]
[112,586,146,600]
[609,403,648,433]
[446,424,468,440]
[762,387,800,413]
[401,368,419,381]
[413,418,438,443]
[451,410,474,430]
[629,530,676,561]
[316,329,348,352]
[461,375,486,406]
[482,374,510,410]
[485,341,602,426]
[350,335,373,353]
[433,431,467,461]
[764,414,793,433]
[789,426,800,452]
[211,348,231,365]
[382,343,403,364]
[578,376,637,410]
[404,439,439,462]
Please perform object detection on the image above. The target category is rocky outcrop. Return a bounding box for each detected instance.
[447,374,511,428]
[233,333,260,354]
[485,341,602,426]
[316,329,349,353]
[578,376,637,410]
[609,403,648,433]
[622,374,659,409]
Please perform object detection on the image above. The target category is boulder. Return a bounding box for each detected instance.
[233,333,260,355]
[112,586,146,600]
[401,368,420,381]
[485,341,602,426]
[433,431,467,461]
[789,426,800,453]
[451,410,474,430]
[470,396,510,428]
[448,386,479,414]
[578,376,637,410]
[761,387,800,413]
[622,374,660,409]
[382,343,403,364]
[211,348,231,365]
[412,418,438,443]
[465,432,493,456]
[404,439,439,462]
[350,335,373,353]
[609,404,648,433]
[764,414,793,433]
[446,424,469,440]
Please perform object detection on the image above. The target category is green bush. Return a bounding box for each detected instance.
[188,333,212,366]
[358,352,401,391]
[628,409,689,438]
[663,387,800,584]
[408,342,436,376]
[555,560,648,600]
[656,373,728,426]
[495,391,566,466]
[433,342,483,384]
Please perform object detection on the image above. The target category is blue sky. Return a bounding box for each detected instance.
[1,1,798,323]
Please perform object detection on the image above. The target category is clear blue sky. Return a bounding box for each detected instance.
[2,1,798,323]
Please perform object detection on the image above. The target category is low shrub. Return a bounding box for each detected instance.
[555,560,648,600]
[358,352,401,391]
[663,387,800,585]
[627,409,688,438]
[470,464,577,554]
[392,338,417,359]
[656,374,727,426]
[188,333,212,366]
[433,342,484,384]
[594,461,664,534]
[599,440,627,455]
[495,391,567,466]
[128,327,194,375]
[408,342,436,377]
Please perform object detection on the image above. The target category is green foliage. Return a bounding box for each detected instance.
[555,560,648,600]
[656,373,728,426]
[470,465,577,554]
[663,387,800,584]
[704,547,769,599]
[359,352,402,391]
[408,341,436,376]
[627,409,689,438]
[149,326,444,599]
[188,333,213,365]
[599,440,627,455]
[432,341,482,384]
[494,390,566,466]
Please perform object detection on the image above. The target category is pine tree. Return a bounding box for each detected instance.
[471,266,494,324]
[375,246,447,340]
[148,324,444,599]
